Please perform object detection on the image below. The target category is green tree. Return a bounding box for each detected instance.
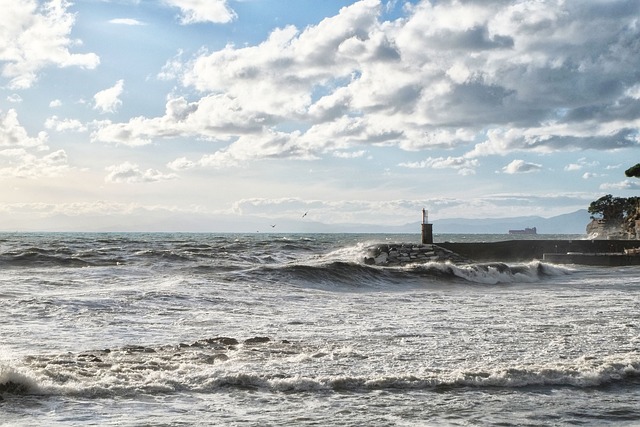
[588,194,626,223]
[625,163,640,178]
[623,197,640,217]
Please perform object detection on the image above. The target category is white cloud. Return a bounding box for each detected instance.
[178,1,382,115]
[625,83,640,100]
[158,50,185,81]
[466,121,640,158]
[166,157,196,171]
[600,180,640,191]
[333,150,368,159]
[7,94,22,103]
[231,192,590,225]
[399,156,478,175]
[0,0,100,89]
[94,80,124,114]
[399,129,477,151]
[92,94,271,146]
[233,197,434,225]
[502,159,543,174]
[0,201,236,232]
[163,0,237,24]
[0,194,593,231]
[109,18,145,26]
[0,148,69,178]
[564,158,599,172]
[44,116,87,132]
[0,109,48,148]
[0,109,72,178]
[105,161,178,184]
[582,172,603,180]
[94,0,640,166]
[192,129,314,169]
[0,201,202,218]
[49,99,62,108]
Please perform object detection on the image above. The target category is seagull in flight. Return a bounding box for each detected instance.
[271,224,276,228]
[302,211,308,218]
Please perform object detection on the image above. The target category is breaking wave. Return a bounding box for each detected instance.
[2,338,638,400]
[242,258,572,289]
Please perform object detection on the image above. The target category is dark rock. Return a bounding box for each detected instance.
[203,354,229,364]
[244,336,270,344]
[123,345,156,353]
[192,337,239,348]
[212,337,239,346]
[364,243,473,265]
[0,381,28,395]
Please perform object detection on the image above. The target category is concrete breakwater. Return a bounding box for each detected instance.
[438,239,640,262]
[363,243,471,266]
[364,239,640,266]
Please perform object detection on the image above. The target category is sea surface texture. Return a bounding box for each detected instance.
[1,233,639,426]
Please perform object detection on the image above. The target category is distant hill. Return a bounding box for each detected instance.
[236,209,593,234]
[428,209,590,234]
[268,209,592,234]
[2,208,592,234]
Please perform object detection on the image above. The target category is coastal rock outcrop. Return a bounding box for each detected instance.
[363,243,471,266]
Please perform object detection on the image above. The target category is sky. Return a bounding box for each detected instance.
[1,0,640,232]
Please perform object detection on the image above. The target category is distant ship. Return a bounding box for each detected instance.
[509,227,537,235]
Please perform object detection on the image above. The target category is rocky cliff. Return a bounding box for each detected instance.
[586,207,640,239]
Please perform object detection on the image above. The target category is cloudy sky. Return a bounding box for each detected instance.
[1,0,639,232]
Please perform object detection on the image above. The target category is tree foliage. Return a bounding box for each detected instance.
[625,163,640,178]
[587,167,640,236]
[588,194,640,223]
[588,194,625,222]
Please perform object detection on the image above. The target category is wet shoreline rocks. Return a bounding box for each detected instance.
[363,243,471,266]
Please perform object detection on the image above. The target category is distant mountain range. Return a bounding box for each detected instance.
[427,209,591,234]
[4,209,592,234]
[256,209,592,235]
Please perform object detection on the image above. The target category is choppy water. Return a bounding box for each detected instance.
[1,233,639,426]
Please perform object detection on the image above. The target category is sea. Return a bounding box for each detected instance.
[1,232,639,426]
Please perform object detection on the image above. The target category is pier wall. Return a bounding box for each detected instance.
[542,252,640,266]
[437,239,640,262]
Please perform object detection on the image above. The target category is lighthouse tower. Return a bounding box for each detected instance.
[421,208,433,244]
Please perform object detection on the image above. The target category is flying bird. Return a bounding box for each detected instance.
[271,224,276,228]
[302,211,308,218]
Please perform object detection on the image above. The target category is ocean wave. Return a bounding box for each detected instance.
[4,342,638,400]
[0,365,38,397]
[241,259,572,289]
[264,241,574,287]
[0,236,326,269]
[0,246,131,268]
[0,236,573,283]
[261,359,640,392]
[4,334,638,400]
[420,260,573,285]
[0,248,93,268]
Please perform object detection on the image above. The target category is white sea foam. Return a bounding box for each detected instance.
[408,260,571,284]
[2,233,639,426]
[0,363,39,394]
[8,341,639,398]
[320,241,374,264]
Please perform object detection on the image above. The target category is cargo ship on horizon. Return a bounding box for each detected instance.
[508,227,537,235]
